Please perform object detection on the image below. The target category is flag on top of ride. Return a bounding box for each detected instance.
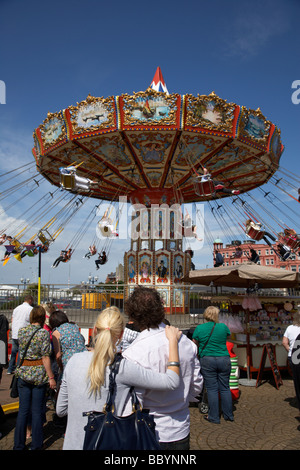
[150,67,169,94]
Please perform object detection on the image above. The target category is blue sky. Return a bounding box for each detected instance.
[0,0,299,286]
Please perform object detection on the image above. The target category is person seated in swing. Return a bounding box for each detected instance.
[247,248,260,263]
[59,166,96,191]
[276,242,292,261]
[38,242,49,253]
[180,211,203,241]
[1,236,13,260]
[34,240,50,253]
[214,250,224,267]
[51,250,66,268]
[20,240,38,258]
[245,219,277,247]
[185,248,195,270]
[0,234,9,259]
[282,228,300,247]
[284,228,297,238]
[231,246,243,259]
[199,167,211,182]
[84,244,97,259]
[179,211,192,235]
[95,251,107,270]
[199,168,240,195]
[52,248,73,268]
[2,236,20,260]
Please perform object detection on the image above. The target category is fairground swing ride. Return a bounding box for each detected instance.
[0,67,299,312]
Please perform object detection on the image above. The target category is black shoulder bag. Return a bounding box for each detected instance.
[10,327,42,398]
[83,354,160,450]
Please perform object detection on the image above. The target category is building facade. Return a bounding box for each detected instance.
[213,238,300,273]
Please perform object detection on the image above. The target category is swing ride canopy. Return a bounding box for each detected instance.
[183,262,300,288]
[32,67,284,205]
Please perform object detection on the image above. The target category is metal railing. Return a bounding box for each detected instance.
[1,283,299,330]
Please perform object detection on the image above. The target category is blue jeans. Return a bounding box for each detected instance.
[7,339,19,373]
[14,379,47,450]
[200,356,233,424]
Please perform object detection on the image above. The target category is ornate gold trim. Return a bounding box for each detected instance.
[185,92,236,132]
[121,89,178,126]
[238,107,271,146]
[39,111,66,149]
[68,94,115,135]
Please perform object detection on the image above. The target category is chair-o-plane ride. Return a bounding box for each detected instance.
[1,68,299,312]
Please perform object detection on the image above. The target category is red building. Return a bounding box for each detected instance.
[105,272,117,284]
[213,238,300,273]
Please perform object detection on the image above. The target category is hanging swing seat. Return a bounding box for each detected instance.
[38,229,54,245]
[11,238,23,250]
[193,176,215,197]
[4,245,17,254]
[25,249,36,257]
[22,244,38,256]
[60,173,76,190]
[280,235,300,251]
[98,218,118,238]
[4,239,23,253]
[245,226,265,241]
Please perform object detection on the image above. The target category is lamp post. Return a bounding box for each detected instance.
[88,274,98,290]
[20,277,30,290]
[81,275,98,291]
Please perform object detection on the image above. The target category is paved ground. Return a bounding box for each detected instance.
[1,367,299,452]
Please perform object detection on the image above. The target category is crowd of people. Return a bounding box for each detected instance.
[1,288,300,451]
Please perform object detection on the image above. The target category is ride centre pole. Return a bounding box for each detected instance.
[38,247,41,304]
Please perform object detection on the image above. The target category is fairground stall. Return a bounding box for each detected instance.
[184,263,300,386]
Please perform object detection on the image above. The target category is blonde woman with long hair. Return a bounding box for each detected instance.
[56,306,182,450]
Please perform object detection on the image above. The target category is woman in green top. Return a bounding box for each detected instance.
[192,306,234,424]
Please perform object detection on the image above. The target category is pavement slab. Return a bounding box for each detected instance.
[1,368,299,451]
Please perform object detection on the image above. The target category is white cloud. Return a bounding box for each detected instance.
[222,0,291,59]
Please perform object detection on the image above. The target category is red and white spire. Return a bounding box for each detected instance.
[150,67,169,94]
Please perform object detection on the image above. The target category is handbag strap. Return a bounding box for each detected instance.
[105,354,140,413]
[109,353,123,389]
[199,322,216,355]
[104,354,123,412]
[19,327,42,367]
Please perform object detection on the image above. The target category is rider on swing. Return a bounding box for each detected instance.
[95,251,107,270]
[199,168,240,196]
